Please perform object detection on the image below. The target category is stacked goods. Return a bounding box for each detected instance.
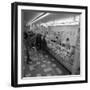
[46,40,74,72]
[47,40,70,61]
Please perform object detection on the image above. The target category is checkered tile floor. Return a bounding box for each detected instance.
[23,48,70,77]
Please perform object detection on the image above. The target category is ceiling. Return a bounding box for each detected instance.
[22,10,80,26]
[33,12,80,25]
[22,10,43,25]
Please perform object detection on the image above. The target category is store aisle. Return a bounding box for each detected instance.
[23,47,70,77]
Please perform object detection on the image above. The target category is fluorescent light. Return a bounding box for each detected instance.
[26,13,44,26]
[32,13,50,24]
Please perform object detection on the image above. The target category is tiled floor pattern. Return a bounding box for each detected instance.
[23,48,70,77]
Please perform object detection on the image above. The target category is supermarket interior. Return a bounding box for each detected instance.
[22,10,80,78]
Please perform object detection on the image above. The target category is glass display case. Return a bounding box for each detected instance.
[47,39,75,72]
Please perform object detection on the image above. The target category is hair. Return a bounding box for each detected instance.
[66,38,69,41]
[56,36,58,39]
